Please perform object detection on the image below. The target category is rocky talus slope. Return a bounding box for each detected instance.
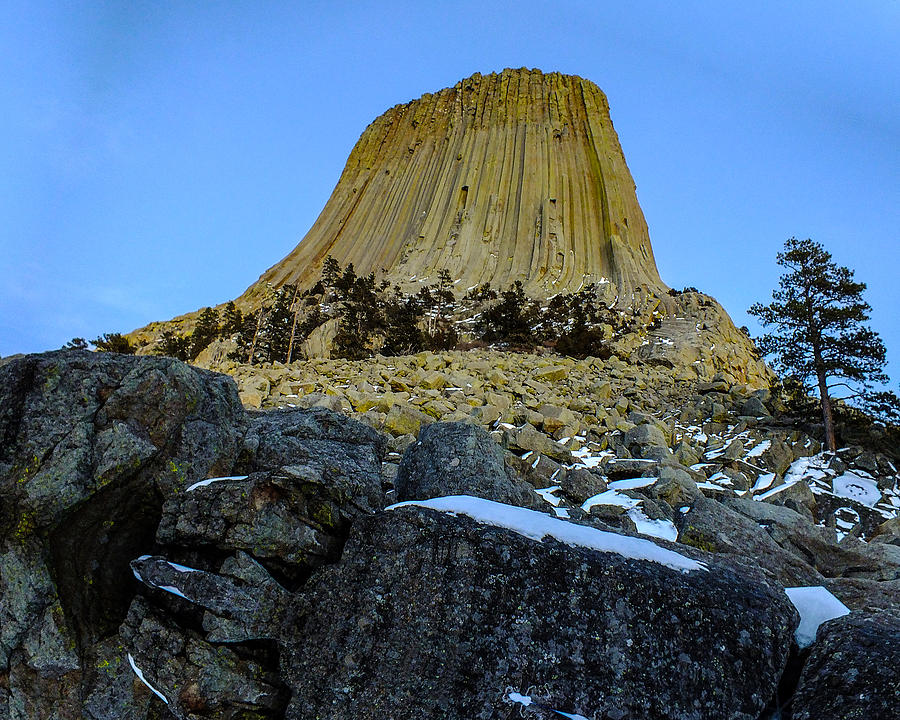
[1,350,898,719]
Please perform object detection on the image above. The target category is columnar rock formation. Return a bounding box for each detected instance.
[244,67,664,302]
[130,68,767,381]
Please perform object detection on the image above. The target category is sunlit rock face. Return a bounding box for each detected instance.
[245,67,665,302]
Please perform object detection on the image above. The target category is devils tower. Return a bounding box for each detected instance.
[242,67,664,304]
[132,67,772,389]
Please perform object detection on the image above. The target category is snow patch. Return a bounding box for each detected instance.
[784,586,850,649]
[608,476,658,490]
[508,691,533,707]
[755,479,799,501]
[832,472,882,507]
[127,653,169,705]
[745,440,771,458]
[626,507,678,542]
[506,691,590,719]
[581,490,641,512]
[186,475,248,492]
[706,472,733,486]
[750,473,776,493]
[534,486,562,507]
[157,585,189,600]
[388,495,706,573]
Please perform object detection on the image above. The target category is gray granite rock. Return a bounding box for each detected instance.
[281,504,798,720]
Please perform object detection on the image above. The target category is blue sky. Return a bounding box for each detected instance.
[2,1,898,384]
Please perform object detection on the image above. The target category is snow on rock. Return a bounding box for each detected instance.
[534,486,571,517]
[126,653,169,705]
[506,691,590,719]
[706,471,733,487]
[626,508,679,542]
[569,446,613,469]
[756,479,800,502]
[157,585,189,600]
[608,476,658,490]
[784,456,831,485]
[186,475,249,492]
[534,486,563,506]
[832,472,882,507]
[581,489,641,512]
[388,495,706,573]
[750,472,776,493]
[745,440,771,458]
[784,586,851,649]
[507,692,533,707]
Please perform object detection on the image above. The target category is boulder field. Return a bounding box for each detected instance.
[1,350,898,719]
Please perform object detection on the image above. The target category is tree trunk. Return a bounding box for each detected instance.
[807,293,836,451]
[815,362,837,452]
[286,308,301,364]
[247,310,265,365]
[286,285,302,364]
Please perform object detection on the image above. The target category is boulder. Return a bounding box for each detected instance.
[792,610,900,719]
[740,396,770,417]
[532,365,569,382]
[538,403,578,433]
[281,500,798,720]
[130,552,289,643]
[118,597,287,719]
[761,479,818,520]
[395,422,537,508]
[624,422,668,450]
[677,496,822,585]
[508,425,573,463]
[559,467,608,504]
[872,516,900,545]
[156,466,382,575]
[0,350,246,720]
[382,404,433,436]
[725,498,896,580]
[824,577,900,612]
[241,406,386,479]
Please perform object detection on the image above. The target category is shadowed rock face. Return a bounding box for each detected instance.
[248,67,664,303]
[282,506,797,720]
[791,610,900,719]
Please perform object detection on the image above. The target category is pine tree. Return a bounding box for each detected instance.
[92,333,136,354]
[749,237,892,450]
[255,285,296,363]
[190,307,220,359]
[382,291,425,355]
[219,301,243,339]
[230,309,262,363]
[477,281,538,346]
[321,255,342,294]
[158,331,192,361]
[332,270,381,359]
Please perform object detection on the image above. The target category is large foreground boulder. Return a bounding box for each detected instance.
[791,610,900,719]
[0,352,388,719]
[281,497,798,720]
[0,351,246,719]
